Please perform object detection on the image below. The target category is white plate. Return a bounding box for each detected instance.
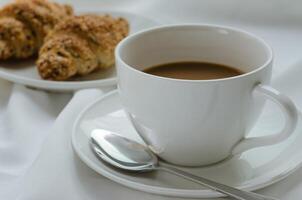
[72,90,302,198]
[0,11,159,92]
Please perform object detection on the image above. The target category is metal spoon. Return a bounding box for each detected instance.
[90,129,278,200]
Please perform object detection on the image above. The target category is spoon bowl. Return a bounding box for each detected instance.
[91,129,157,171]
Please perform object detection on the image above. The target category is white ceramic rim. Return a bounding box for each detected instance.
[115,23,274,83]
[71,90,302,198]
[0,71,116,90]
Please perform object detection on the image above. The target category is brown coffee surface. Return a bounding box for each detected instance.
[143,61,243,80]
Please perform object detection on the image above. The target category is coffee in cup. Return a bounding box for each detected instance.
[143,61,243,80]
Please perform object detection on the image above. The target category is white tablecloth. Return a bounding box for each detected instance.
[1,0,302,199]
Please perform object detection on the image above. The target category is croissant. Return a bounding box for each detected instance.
[0,0,73,59]
[37,14,129,81]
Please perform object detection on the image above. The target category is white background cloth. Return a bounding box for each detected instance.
[1,0,302,199]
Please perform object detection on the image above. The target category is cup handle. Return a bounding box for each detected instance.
[232,83,298,155]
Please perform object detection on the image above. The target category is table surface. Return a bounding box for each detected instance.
[1,0,302,199]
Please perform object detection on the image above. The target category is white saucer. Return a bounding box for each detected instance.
[0,11,159,92]
[72,90,302,198]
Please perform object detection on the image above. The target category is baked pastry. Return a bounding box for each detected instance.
[0,0,73,60]
[37,14,129,81]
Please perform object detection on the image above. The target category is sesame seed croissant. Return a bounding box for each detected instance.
[0,0,73,59]
[37,14,129,81]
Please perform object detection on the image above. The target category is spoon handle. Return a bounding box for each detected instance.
[157,165,278,200]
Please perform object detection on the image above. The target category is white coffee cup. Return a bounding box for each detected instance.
[115,24,298,166]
